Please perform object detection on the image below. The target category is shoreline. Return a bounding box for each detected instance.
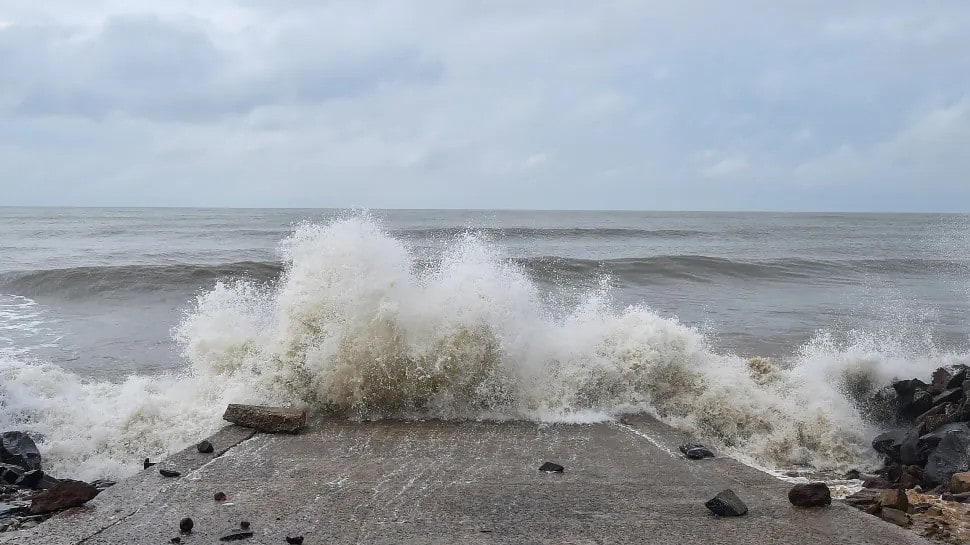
[1,415,930,545]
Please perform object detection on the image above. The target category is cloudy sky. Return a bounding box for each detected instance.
[2,1,969,211]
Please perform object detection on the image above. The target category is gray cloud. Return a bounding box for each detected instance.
[1,1,969,210]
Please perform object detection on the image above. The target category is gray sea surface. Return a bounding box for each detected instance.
[1,207,968,379]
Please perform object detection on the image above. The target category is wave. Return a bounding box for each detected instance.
[0,262,283,297]
[2,215,966,481]
[395,227,709,239]
[2,254,965,300]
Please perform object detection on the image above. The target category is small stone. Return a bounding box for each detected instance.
[705,489,748,516]
[171,538,182,544]
[222,404,306,434]
[538,462,563,473]
[179,517,194,533]
[942,491,970,502]
[159,469,181,478]
[679,443,715,460]
[862,476,894,489]
[197,440,214,454]
[788,483,832,507]
[879,507,911,527]
[240,520,250,529]
[877,488,909,512]
[951,472,970,494]
[286,536,304,545]
[144,458,156,470]
[219,530,254,541]
[214,491,227,501]
[844,469,862,480]
[29,480,99,514]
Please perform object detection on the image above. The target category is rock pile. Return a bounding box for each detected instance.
[0,431,106,532]
[867,364,970,490]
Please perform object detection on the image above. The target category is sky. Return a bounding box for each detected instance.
[1,1,969,211]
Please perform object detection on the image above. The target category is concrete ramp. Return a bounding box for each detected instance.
[2,416,929,544]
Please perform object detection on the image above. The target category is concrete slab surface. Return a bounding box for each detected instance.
[1,415,930,544]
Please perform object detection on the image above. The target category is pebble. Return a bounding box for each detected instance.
[286,536,304,545]
[240,520,251,529]
[144,458,156,470]
[214,491,228,502]
[159,469,181,478]
[538,462,564,473]
[179,517,194,533]
[198,440,214,454]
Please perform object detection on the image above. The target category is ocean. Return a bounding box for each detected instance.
[1,207,969,481]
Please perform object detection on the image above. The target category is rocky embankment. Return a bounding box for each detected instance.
[845,364,970,543]
[0,431,110,532]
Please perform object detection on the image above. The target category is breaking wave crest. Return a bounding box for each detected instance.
[1,215,966,480]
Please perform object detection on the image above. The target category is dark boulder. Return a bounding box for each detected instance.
[924,429,970,487]
[0,432,41,471]
[893,378,928,397]
[679,443,715,459]
[197,440,214,454]
[29,480,99,514]
[898,427,923,466]
[0,465,23,485]
[930,367,954,394]
[159,469,181,478]
[920,423,970,454]
[900,465,924,489]
[214,491,227,501]
[901,390,935,419]
[16,470,45,489]
[873,429,907,461]
[704,489,748,516]
[788,483,831,507]
[933,388,964,407]
[180,517,194,533]
[947,366,969,389]
[286,537,304,545]
[538,462,564,473]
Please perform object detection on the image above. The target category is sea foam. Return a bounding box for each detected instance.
[1,215,965,480]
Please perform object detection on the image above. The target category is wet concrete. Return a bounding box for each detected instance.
[1,415,930,544]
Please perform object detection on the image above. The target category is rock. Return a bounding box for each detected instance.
[898,428,923,466]
[947,365,969,389]
[704,489,748,517]
[942,491,970,502]
[538,462,564,473]
[900,466,923,489]
[159,469,181,478]
[879,507,911,527]
[29,480,99,514]
[679,443,715,459]
[92,479,116,490]
[863,476,895,489]
[286,536,304,545]
[788,483,831,507]
[0,466,23,485]
[240,521,250,529]
[170,538,181,544]
[951,471,970,494]
[933,388,964,407]
[219,530,254,541]
[197,440,214,454]
[15,470,44,489]
[214,491,227,501]
[920,422,970,451]
[844,469,862,480]
[877,488,909,512]
[0,432,41,471]
[685,447,715,460]
[901,390,935,419]
[179,517,194,533]
[930,367,954,394]
[893,378,928,397]
[222,404,306,434]
[924,429,970,486]
[144,458,156,470]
